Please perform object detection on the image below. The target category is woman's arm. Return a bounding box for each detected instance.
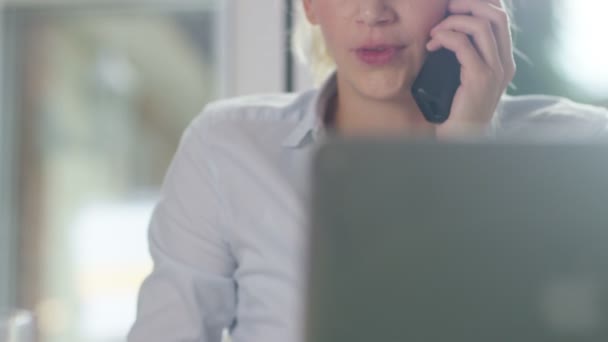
[128,114,237,342]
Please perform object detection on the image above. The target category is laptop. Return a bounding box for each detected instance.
[305,137,608,342]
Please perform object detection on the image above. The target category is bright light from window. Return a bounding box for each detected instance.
[555,0,608,99]
[71,197,155,340]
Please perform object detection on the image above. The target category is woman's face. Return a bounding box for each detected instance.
[303,0,450,100]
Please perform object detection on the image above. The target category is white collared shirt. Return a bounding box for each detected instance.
[128,73,608,342]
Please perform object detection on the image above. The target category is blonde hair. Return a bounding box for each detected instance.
[292,2,336,85]
[292,1,514,86]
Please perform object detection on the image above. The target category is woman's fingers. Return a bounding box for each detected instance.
[448,0,516,85]
[430,14,502,73]
[427,29,493,78]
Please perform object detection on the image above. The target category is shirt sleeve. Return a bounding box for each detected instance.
[128,112,237,342]
[496,95,608,140]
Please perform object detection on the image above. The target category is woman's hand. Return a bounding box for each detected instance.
[426,0,516,140]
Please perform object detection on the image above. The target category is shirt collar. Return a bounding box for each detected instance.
[282,72,338,149]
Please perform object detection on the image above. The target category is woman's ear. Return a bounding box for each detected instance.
[302,0,319,25]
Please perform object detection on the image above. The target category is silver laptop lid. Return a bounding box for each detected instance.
[306,138,608,342]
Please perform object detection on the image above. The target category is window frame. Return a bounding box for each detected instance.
[0,2,20,308]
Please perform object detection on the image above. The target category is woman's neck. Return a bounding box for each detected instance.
[328,75,435,139]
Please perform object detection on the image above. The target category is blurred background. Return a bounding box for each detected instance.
[0,0,606,341]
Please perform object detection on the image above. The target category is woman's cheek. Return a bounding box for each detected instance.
[406,1,450,33]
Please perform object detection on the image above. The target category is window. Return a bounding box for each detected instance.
[1,1,289,340]
[6,2,223,339]
[0,0,289,341]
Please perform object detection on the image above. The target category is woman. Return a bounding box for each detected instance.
[129,1,608,341]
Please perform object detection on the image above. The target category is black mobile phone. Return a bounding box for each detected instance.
[411,48,461,124]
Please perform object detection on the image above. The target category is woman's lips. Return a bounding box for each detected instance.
[355,45,405,66]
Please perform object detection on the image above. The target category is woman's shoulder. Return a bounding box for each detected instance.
[193,90,317,128]
[179,89,318,154]
[495,94,608,139]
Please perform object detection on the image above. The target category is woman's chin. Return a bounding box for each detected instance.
[357,81,409,101]
[354,71,412,101]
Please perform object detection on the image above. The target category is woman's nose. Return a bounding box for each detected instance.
[355,1,397,27]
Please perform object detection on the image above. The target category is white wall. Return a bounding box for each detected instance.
[231,0,286,96]
[227,0,315,96]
